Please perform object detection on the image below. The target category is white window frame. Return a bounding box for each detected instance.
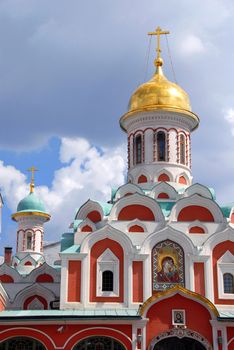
[217,251,234,299]
[96,249,119,297]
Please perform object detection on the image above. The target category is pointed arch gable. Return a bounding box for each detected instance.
[90,238,123,302]
[25,262,60,283]
[13,283,56,309]
[109,193,165,223]
[127,219,146,233]
[184,183,213,199]
[77,218,96,233]
[142,226,195,255]
[114,183,143,201]
[139,285,219,319]
[156,169,173,183]
[0,263,21,283]
[75,199,104,222]
[170,194,225,223]
[80,225,134,255]
[150,182,178,200]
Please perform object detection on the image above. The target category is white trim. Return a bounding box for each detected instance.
[96,249,119,297]
[217,251,234,299]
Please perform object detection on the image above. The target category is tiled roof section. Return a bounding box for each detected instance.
[0,309,140,319]
[61,245,81,254]
[218,310,234,320]
[221,203,234,218]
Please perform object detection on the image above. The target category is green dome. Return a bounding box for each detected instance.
[17,192,46,213]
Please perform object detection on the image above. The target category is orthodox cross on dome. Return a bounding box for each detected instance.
[27,166,38,193]
[148,26,170,66]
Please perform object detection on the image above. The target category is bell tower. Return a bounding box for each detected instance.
[120,27,199,187]
[11,167,50,255]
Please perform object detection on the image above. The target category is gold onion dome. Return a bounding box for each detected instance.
[128,57,191,113]
[120,27,199,131]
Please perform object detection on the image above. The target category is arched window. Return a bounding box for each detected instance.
[102,270,114,292]
[157,131,166,161]
[223,273,234,293]
[179,134,186,165]
[0,337,46,350]
[73,336,125,350]
[135,135,142,164]
[26,233,32,250]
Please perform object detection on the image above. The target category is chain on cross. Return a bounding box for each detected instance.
[148,26,170,60]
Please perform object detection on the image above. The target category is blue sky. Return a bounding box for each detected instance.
[0,0,234,251]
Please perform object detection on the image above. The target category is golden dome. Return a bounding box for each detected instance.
[120,57,199,132]
[128,61,191,113]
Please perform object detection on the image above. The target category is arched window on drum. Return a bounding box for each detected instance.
[134,134,142,164]
[179,134,186,165]
[156,131,166,161]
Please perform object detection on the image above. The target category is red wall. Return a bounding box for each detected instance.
[0,324,132,350]
[90,238,124,302]
[194,262,205,297]
[118,205,155,221]
[68,260,81,302]
[178,205,214,222]
[146,294,213,347]
[132,261,143,303]
[213,241,234,305]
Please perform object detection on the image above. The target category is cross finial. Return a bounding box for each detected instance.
[27,166,38,193]
[148,26,170,66]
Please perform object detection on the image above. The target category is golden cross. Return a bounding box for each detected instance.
[148,26,170,60]
[27,166,38,193]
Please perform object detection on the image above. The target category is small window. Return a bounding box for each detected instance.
[135,135,142,164]
[224,273,234,293]
[102,270,113,292]
[157,131,166,161]
[179,134,186,165]
[26,233,32,250]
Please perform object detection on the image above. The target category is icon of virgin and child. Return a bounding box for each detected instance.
[157,256,180,283]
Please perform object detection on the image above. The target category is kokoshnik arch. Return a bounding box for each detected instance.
[0,26,233,350]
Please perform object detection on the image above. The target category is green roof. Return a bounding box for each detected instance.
[220,202,234,218]
[158,201,175,217]
[0,309,140,319]
[17,192,47,213]
[61,245,81,254]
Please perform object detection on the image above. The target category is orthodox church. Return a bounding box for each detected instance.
[0,27,233,350]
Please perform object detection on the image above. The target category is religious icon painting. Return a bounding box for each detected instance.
[172,309,186,326]
[152,240,185,291]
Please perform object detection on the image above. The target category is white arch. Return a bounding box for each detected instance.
[155,168,173,182]
[176,172,191,186]
[109,193,165,223]
[142,226,195,255]
[25,262,60,283]
[13,283,56,309]
[184,183,213,199]
[0,263,22,283]
[77,218,96,232]
[114,183,144,201]
[202,226,234,253]
[169,194,225,223]
[75,199,104,221]
[149,327,212,350]
[80,224,135,255]
[150,182,178,200]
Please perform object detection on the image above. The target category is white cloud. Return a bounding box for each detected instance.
[224,108,234,136]
[179,34,206,56]
[0,137,126,241]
